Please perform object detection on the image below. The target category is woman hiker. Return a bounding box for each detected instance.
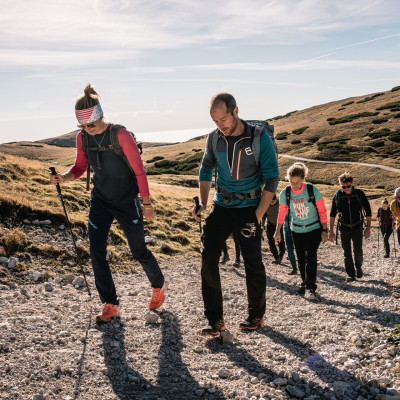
[390,187,400,256]
[274,163,328,301]
[50,83,167,323]
[376,199,394,258]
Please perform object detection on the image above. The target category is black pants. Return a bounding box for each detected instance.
[291,228,322,291]
[221,231,241,260]
[266,222,285,260]
[380,226,393,256]
[201,203,265,325]
[88,197,164,305]
[340,228,363,278]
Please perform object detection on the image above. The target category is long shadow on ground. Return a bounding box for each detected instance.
[100,311,225,400]
[259,325,388,399]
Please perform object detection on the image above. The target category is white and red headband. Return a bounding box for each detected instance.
[75,103,103,124]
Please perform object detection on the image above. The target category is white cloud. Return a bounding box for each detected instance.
[1,0,399,69]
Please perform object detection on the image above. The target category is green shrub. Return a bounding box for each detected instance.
[356,93,384,103]
[276,132,290,140]
[368,129,391,139]
[272,110,297,120]
[370,140,385,148]
[146,156,164,163]
[317,137,350,151]
[173,221,191,231]
[170,235,190,245]
[341,101,354,106]
[292,126,309,135]
[154,160,179,168]
[327,112,379,125]
[372,118,389,124]
[308,136,320,143]
[376,101,400,110]
[290,140,301,145]
[338,107,345,111]
[192,148,202,152]
[394,113,400,119]
[307,178,333,186]
[391,86,400,92]
[388,130,400,143]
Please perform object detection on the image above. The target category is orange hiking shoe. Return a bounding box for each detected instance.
[149,282,168,309]
[201,319,226,336]
[95,303,120,323]
[239,317,264,331]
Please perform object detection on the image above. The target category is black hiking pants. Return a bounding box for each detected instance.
[291,228,322,291]
[201,203,265,326]
[380,225,393,256]
[340,228,363,278]
[88,197,164,305]
[266,222,285,260]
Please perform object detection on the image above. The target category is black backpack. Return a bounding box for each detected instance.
[81,124,142,190]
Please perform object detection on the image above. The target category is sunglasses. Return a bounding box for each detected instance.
[341,184,352,189]
[77,123,96,129]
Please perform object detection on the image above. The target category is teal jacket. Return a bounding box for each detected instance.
[199,120,279,208]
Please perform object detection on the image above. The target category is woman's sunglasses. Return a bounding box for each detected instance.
[341,184,352,189]
[77,123,96,129]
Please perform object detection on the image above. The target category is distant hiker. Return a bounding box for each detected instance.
[192,93,279,335]
[274,163,328,301]
[329,172,371,282]
[262,194,286,264]
[376,199,394,258]
[390,187,400,255]
[220,232,242,267]
[283,212,298,275]
[50,83,166,323]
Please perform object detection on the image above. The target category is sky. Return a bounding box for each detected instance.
[0,0,400,144]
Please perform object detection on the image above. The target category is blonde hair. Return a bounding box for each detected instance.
[75,83,100,110]
[286,162,308,180]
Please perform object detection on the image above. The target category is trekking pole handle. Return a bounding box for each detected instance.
[49,167,62,195]
[193,196,200,213]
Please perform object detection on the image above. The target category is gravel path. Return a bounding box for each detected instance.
[1,232,400,400]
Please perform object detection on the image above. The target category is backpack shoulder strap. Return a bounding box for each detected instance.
[210,129,219,157]
[110,124,125,157]
[252,125,262,167]
[334,190,341,210]
[306,183,316,208]
[80,130,89,156]
[285,185,291,206]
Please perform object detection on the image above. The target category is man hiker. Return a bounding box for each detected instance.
[192,93,279,335]
[329,172,371,282]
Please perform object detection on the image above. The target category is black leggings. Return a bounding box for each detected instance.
[380,225,393,256]
[291,228,322,291]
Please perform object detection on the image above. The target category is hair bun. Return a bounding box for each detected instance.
[84,83,98,98]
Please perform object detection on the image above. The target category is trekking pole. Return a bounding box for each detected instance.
[49,167,91,296]
[193,196,202,234]
[394,228,398,259]
[377,225,380,257]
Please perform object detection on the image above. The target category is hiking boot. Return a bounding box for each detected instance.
[297,286,306,295]
[346,276,356,282]
[239,317,264,331]
[233,258,241,268]
[384,254,390,258]
[304,289,318,302]
[149,281,168,310]
[272,257,281,265]
[220,254,230,264]
[96,303,120,323]
[288,269,298,275]
[201,319,226,336]
[356,269,363,279]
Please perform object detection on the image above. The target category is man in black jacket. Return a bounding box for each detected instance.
[329,172,371,282]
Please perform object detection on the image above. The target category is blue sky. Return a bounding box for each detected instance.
[0,0,399,143]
